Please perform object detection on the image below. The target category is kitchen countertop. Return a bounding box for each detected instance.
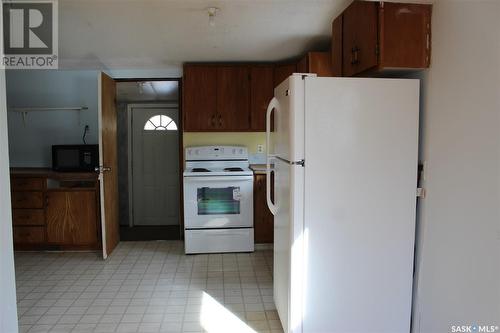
[10,167,99,180]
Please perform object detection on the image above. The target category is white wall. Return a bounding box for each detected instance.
[413,1,500,332]
[0,70,19,332]
[6,70,99,167]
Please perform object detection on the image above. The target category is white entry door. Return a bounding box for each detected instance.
[131,104,180,226]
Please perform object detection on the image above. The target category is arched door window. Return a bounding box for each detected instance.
[144,115,178,131]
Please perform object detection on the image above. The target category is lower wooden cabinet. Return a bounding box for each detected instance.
[10,169,101,250]
[13,226,45,244]
[254,174,274,244]
[46,191,99,246]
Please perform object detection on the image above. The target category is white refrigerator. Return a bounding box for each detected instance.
[265,75,420,333]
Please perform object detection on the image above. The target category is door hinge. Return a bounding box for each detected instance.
[416,187,426,198]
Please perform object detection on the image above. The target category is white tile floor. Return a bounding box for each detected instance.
[15,241,283,333]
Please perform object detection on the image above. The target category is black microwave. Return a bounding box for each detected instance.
[52,145,99,172]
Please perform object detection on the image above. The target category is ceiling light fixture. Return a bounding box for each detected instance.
[207,7,219,27]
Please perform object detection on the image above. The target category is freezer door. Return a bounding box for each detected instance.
[272,74,307,162]
[302,77,420,332]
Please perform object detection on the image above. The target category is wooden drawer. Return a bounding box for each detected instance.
[12,209,45,226]
[13,226,46,244]
[11,178,44,191]
[11,191,44,209]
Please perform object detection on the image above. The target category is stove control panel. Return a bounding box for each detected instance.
[185,146,248,161]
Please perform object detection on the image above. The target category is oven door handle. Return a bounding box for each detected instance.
[184,176,253,182]
[266,97,279,216]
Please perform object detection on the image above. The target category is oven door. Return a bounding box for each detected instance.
[183,175,253,229]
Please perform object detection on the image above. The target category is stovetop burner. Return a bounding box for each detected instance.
[192,168,211,172]
[224,167,244,172]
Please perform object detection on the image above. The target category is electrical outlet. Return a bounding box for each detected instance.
[257,144,264,154]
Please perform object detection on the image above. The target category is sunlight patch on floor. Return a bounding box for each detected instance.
[200,291,257,333]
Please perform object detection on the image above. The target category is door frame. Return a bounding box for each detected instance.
[127,103,182,230]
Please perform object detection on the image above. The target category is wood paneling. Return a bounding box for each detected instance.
[183,65,217,131]
[12,209,45,226]
[13,227,45,244]
[100,72,120,257]
[46,191,98,245]
[342,1,379,76]
[216,66,250,130]
[379,2,432,68]
[254,174,274,244]
[274,63,296,88]
[11,191,44,209]
[250,66,274,131]
[11,178,44,191]
[332,15,343,77]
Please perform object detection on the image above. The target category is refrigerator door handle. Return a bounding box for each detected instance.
[266,97,279,215]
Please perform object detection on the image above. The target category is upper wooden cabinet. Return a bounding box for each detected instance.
[216,66,251,131]
[334,1,432,77]
[183,64,274,132]
[342,1,379,76]
[183,65,217,131]
[331,16,343,77]
[250,65,274,131]
[297,52,333,77]
[274,63,296,88]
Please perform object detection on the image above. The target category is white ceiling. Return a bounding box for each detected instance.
[58,0,352,73]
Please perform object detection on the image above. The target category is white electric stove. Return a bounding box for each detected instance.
[183,146,254,254]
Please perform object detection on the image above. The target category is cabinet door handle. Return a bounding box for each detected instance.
[218,114,222,127]
[351,46,360,65]
[211,114,216,127]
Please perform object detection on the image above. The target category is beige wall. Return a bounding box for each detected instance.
[413,1,500,332]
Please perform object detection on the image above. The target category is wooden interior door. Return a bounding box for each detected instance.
[98,72,119,259]
[183,65,217,131]
[342,1,378,76]
[250,65,274,131]
[216,66,250,130]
